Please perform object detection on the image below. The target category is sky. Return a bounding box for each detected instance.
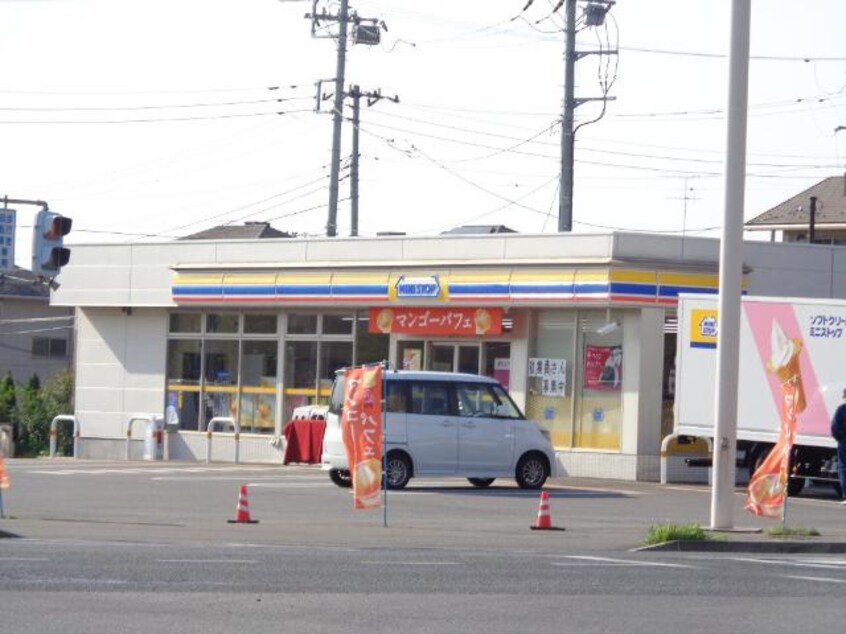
[2,0,846,268]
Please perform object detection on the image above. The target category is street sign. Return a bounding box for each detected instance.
[0,207,15,273]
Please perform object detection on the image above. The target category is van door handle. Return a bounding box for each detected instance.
[440,420,453,427]
[462,422,476,429]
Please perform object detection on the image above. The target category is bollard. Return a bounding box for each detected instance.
[49,415,79,459]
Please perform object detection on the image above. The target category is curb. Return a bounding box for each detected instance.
[634,540,846,554]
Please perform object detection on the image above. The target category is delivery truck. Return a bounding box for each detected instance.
[674,294,842,496]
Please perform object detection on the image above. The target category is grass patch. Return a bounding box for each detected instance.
[764,525,820,538]
[644,522,712,545]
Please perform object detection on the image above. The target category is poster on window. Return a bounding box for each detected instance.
[584,345,623,391]
[528,358,566,397]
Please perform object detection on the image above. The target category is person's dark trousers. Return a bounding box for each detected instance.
[837,443,846,500]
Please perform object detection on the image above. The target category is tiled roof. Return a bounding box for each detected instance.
[746,176,846,227]
[179,222,293,240]
[440,225,517,235]
[0,267,49,298]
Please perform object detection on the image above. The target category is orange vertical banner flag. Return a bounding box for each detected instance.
[745,380,802,518]
[341,365,383,510]
[0,455,8,490]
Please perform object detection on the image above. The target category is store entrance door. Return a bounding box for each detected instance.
[429,343,480,374]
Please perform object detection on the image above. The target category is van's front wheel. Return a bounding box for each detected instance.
[385,452,412,490]
[515,453,550,490]
[329,468,352,488]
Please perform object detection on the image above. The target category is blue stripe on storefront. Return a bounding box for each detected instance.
[659,285,719,298]
[448,283,511,295]
[173,285,223,296]
[331,285,389,296]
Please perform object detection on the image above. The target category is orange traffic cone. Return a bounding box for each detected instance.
[227,485,259,524]
[530,490,564,531]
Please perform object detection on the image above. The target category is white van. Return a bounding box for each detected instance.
[321,370,556,490]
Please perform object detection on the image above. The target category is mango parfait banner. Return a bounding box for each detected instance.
[341,365,384,510]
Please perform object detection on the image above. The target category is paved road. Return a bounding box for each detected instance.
[2,538,846,633]
[2,459,846,632]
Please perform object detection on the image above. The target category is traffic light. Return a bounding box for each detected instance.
[32,209,72,277]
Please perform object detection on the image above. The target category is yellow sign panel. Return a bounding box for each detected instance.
[689,308,719,349]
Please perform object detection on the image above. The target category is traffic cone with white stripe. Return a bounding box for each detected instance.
[530,490,564,531]
[227,485,259,524]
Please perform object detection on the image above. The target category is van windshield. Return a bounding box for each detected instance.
[455,382,524,419]
[328,374,345,414]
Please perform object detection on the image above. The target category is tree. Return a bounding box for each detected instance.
[15,374,48,456]
[0,371,15,422]
[41,371,75,454]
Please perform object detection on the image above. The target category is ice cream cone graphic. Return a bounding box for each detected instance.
[765,320,806,413]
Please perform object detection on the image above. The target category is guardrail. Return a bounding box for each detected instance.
[206,417,240,464]
[125,414,164,461]
[49,415,79,458]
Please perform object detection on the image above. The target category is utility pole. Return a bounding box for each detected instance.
[305,0,387,237]
[348,86,399,237]
[559,0,577,233]
[557,0,617,232]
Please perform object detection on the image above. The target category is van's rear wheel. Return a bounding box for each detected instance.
[329,468,352,488]
[385,452,412,490]
[468,478,495,488]
[515,452,549,490]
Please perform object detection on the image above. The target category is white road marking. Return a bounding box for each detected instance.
[156,559,258,564]
[781,574,846,584]
[730,556,846,571]
[557,555,695,569]
[0,557,50,562]
[360,561,460,566]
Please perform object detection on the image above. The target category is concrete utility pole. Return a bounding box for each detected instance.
[305,0,386,237]
[557,0,617,233]
[559,0,577,233]
[710,0,751,531]
[348,86,399,237]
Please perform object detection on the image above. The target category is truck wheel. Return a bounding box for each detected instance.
[786,476,805,496]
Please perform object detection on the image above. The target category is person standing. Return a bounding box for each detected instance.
[831,388,846,505]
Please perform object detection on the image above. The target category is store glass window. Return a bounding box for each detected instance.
[323,314,354,335]
[206,314,239,334]
[283,340,318,421]
[239,340,277,434]
[166,339,202,430]
[287,314,317,335]
[319,341,353,396]
[169,313,201,334]
[525,311,576,449]
[574,311,623,450]
[202,339,240,424]
[355,312,389,365]
[244,314,277,335]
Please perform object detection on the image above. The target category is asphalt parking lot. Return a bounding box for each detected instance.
[2,459,846,551]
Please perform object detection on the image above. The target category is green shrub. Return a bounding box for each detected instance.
[644,522,710,545]
[764,525,820,538]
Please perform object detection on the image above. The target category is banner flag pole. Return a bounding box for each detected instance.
[382,360,388,528]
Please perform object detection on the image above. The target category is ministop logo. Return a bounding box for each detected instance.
[395,275,441,298]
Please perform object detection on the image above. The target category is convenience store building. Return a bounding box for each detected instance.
[51,230,846,481]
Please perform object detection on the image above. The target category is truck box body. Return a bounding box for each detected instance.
[675,294,840,490]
